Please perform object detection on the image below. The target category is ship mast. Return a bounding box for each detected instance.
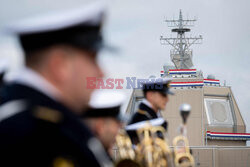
[160,10,202,69]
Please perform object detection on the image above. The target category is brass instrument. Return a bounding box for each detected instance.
[136,124,173,167]
[114,130,142,167]
[114,103,195,167]
[136,123,154,167]
[151,126,173,167]
[172,104,195,167]
[173,135,194,167]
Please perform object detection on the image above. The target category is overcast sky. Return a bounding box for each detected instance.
[0,0,249,137]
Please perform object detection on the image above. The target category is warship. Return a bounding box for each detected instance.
[125,10,250,167]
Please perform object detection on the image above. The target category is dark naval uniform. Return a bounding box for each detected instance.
[128,102,159,124]
[0,1,113,167]
[0,83,112,167]
[127,101,168,144]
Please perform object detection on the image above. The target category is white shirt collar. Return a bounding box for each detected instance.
[142,98,161,117]
[7,67,61,100]
[142,99,153,109]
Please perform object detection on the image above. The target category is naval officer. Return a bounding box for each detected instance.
[82,90,125,158]
[128,79,173,124]
[0,2,113,167]
[127,79,173,143]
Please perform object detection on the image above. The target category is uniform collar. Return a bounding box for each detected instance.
[139,101,158,119]
[7,67,61,100]
[142,99,161,116]
[141,99,153,109]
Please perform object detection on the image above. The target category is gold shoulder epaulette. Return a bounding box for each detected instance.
[137,109,147,115]
[33,106,63,123]
[53,157,74,167]
[137,109,152,119]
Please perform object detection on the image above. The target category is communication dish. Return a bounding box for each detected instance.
[207,74,215,80]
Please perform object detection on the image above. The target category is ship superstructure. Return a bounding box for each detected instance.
[126,10,250,167]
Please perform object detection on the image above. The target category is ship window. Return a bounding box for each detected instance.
[204,98,234,126]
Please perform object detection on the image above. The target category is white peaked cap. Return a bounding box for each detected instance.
[89,90,126,109]
[6,0,107,35]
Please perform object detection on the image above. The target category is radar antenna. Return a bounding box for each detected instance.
[160,10,202,69]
